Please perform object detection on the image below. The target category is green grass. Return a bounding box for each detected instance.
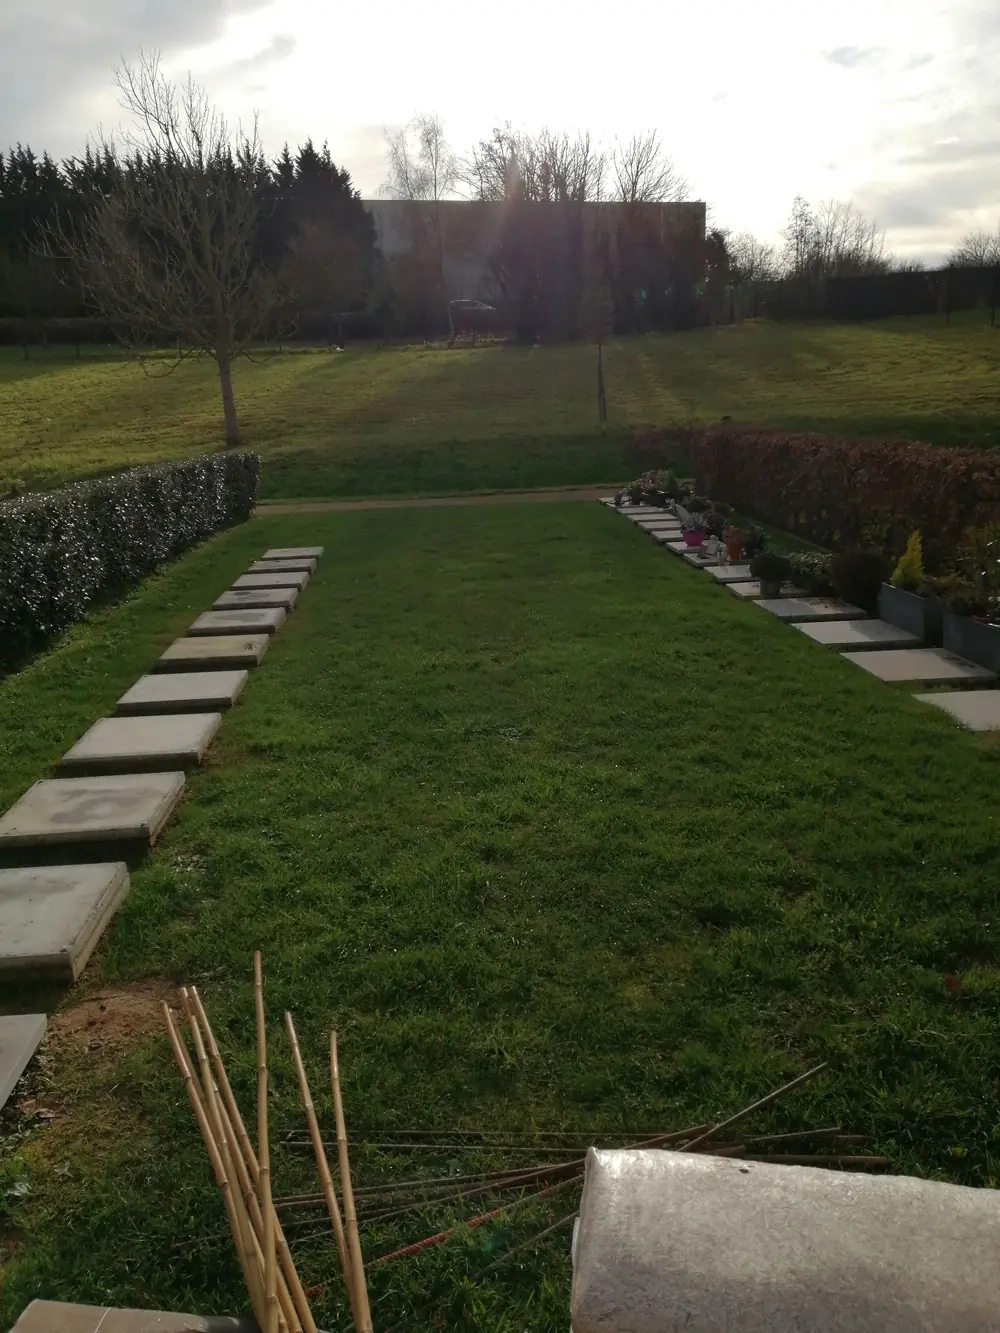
[1,313,998,500]
[2,505,1000,1329]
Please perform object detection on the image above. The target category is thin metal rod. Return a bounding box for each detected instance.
[681,1063,829,1153]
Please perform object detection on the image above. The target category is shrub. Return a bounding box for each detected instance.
[689,427,1000,567]
[0,451,260,669]
[830,549,890,612]
[702,510,728,538]
[750,551,793,585]
[742,526,768,560]
[891,530,924,592]
[789,551,834,596]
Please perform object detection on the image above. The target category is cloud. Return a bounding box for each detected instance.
[0,0,271,155]
[824,46,882,69]
[220,32,296,76]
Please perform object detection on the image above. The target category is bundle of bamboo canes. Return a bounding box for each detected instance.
[161,952,372,1333]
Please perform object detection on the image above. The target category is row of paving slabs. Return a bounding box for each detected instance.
[604,501,1000,728]
[0,546,324,1112]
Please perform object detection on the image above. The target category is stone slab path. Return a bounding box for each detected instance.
[188,608,286,636]
[213,587,299,612]
[10,1300,257,1332]
[728,582,808,600]
[248,557,317,574]
[232,570,309,590]
[708,565,754,583]
[156,634,270,670]
[0,863,130,980]
[0,1014,46,1112]
[58,715,221,775]
[0,773,185,852]
[759,597,867,623]
[263,545,325,559]
[795,620,921,651]
[115,671,248,715]
[843,648,996,685]
[914,690,1000,730]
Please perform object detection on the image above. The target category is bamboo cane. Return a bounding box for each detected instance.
[254,953,279,1333]
[181,990,298,1333]
[162,1002,267,1329]
[330,1032,373,1333]
[189,987,317,1333]
[285,1011,355,1320]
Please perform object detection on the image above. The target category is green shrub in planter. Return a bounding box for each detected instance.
[750,551,793,597]
[0,451,260,670]
[788,551,834,596]
[830,549,889,612]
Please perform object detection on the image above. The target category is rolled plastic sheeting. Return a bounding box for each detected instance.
[571,1148,1000,1332]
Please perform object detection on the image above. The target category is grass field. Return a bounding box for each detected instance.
[2,505,1000,1330]
[1,313,998,501]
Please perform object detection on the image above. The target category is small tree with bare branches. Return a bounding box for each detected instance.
[949,224,1000,267]
[610,132,687,204]
[45,53,277,444]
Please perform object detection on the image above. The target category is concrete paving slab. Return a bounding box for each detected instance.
[709,564,754,583]
[915,689,1000,730]
[0,1015,46,1113]
[247,557,317,574]
[0,774,185,852]
[728,582,808,600]
[844,648,996,685]
[59,714,221,774]
[155,634,270,670]
[795,619,921,651]
[665,540,691,554]
[262,545,324,559]
[759,597,867,622]
[638,521,682,532]
[0,863,130,980]
[232,570,309,590]
[187,608,286,636]
[649,530,683,544]
[116,671,248,715]
[213,587,299,611]
[684,552,726,569]
[10,1302,256,1332]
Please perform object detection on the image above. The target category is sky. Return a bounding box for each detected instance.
[2,0,999,265]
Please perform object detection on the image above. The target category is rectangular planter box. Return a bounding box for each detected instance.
[943,612,1000,672]
[878,583,942,644]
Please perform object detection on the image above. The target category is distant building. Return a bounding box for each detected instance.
[362,199,707,302]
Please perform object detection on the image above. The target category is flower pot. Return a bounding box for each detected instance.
[759,578,782,598]
[942,612,1000,672]
[878,583,942,644]
[724,530,744,563]
[683,530,705,548]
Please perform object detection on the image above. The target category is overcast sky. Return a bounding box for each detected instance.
[2,0,998,264]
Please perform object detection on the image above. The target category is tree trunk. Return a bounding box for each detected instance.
[216,352,240,445]
[597,340,607,422]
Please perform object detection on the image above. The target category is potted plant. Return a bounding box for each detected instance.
[750,550,793,598]
[682,515,706,548]
[788,551,834,597]
[742,526,767,561]
[879,530,942,643]
[723,524,744,563]
[937,524,1000,670]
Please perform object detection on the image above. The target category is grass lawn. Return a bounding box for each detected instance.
[1,313,998,501]
[2,504,1000,1329]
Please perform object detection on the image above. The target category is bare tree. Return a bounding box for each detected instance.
[381,112,458,202]
[781,196,890,278]
[43,52,275,444]
[610,132,687,204]
[462,126,605,203]
[726,231,780,284]
[949,224,1000,267]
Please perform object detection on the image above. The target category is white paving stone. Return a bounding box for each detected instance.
[116,670,248,715]
[795,619,921,651]
[0,863,130,980]
[233,570,309,591]
[684,551,726,569]
[708,564,754,583]
[844,648,996,685]
[728,582,808,600]
[188,608,286,636]
[650,529,683,543]
[665,540,691,555]
[915,690,1000,731]
[0,1015,46,1112]
[759,597,867,622]
[156,634,270,669]
[60,715,221,774]
[263,546,324,559]
[0,774,185,851]
[247,557,317,574]
[213,587,299,611]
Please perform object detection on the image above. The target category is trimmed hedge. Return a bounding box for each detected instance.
[688,428,1000,566]
[0,451,260,668]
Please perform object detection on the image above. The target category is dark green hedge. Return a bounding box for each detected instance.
[0,451,260,669]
